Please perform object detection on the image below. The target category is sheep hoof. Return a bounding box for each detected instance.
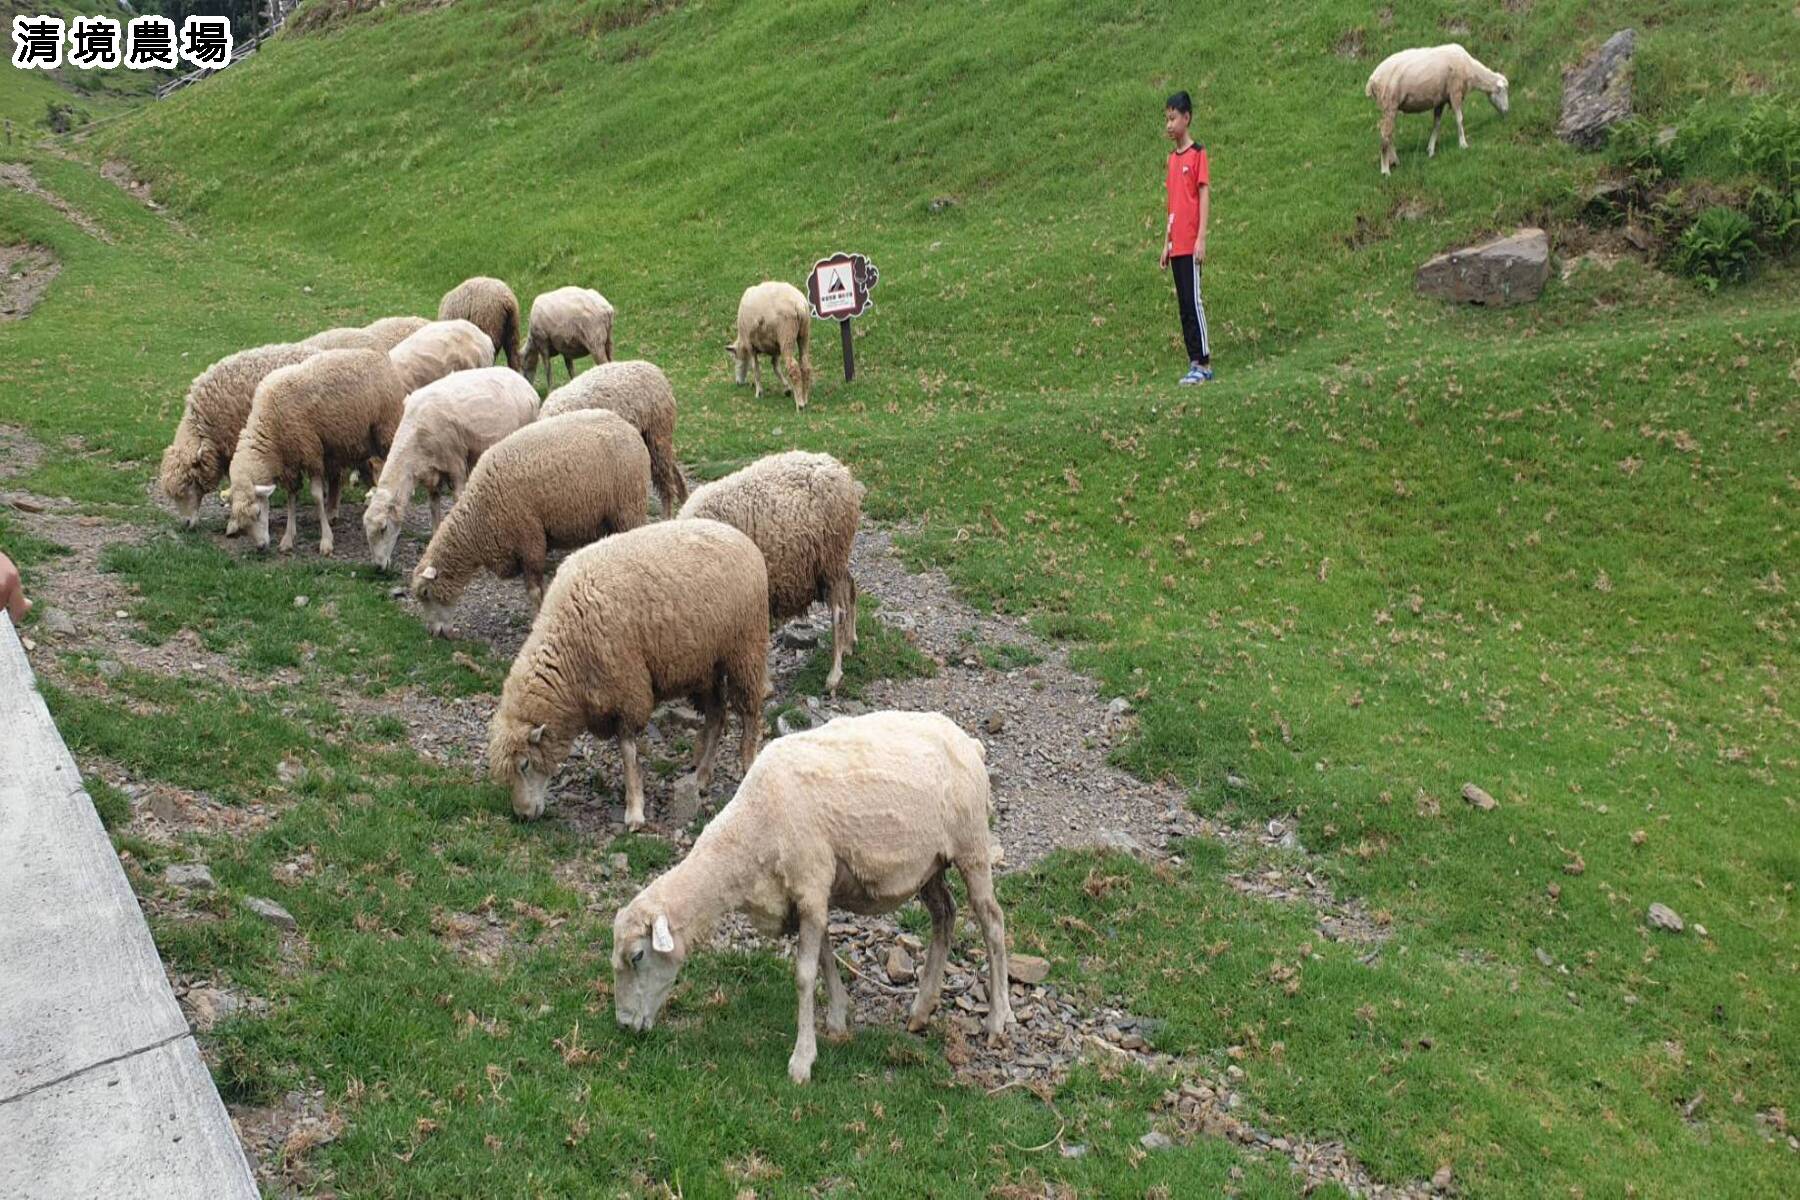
[906,1013,931,1035]
[319,543,334,558]
[787,1056,813,1085]
[824,1026,851,1045]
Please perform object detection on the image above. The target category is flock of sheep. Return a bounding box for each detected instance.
[156,275,998,1082]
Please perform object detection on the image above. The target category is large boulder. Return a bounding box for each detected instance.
[1559,29,1636,149]
[1416,228,1551,306]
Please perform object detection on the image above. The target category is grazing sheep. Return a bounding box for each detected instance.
[486,518,769,829]
[387,319,496,393]
[437,276,522,372]
[225,348,409,555]
[611,710,1011,1083]
[521,286,615,389]
[410,410,650,633]
[363,367,542,571]
[362,316,430,352]
[541,359,688,513]
[679,451,862,694]
[726,281,814,410]
[1366,44,1510,175]
[159,341,313,528]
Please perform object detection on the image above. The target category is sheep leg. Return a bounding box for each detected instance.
[789,905,826,1084]
[563,353,575,381]
[324,470,344,523]
[771,353,790,393]
[958,857,1015,1045]
[279,490,298,554]
[906,871,955,1033]
[819,930,851,1041]
[620,733,647,830]
[1428,103,1444,157]
[523,568,546,613]
[731,664,764,777]
[826,575,857,694]
[687,686,727,793]
[428,488,445,531]
[310,477,335,556]
[1453,94,1468,149]
[1379,108,1396,175]
[752,355,766,400]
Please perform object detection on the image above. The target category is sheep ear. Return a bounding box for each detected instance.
[253,483,276,499]
[528,723,546,745]
[652,913,674,953]
[421,565,439,580]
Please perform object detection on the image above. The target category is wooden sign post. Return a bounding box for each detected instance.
[806,252,879,382]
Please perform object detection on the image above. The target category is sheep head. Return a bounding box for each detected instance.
[1489,75,1510,114]
[362,487,405,571]
[486,711,570,820]
[611,896,686,1032]
[224,460,276,550]
[725,339,748,384]
[158,441,208,529]
[409,561,454,636]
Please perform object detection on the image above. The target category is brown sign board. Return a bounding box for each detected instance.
[807,252,878,321]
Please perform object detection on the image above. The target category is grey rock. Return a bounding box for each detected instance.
[1139,1131,1174,1152]
[1461,782,1498,811]
[96,659,122,678]
[1647,903,1684,933]
[776,624,821,650]
[1558,29,1636,149]
[1105,697,1132,721]
[885,945,916,984]
[292,594,309,609]
[38,606,76,636]
[164,863,215,891]
[243,897,296,931]
[1416,228,1551,306]
[609,852,630,877]
[983,711,1006,735]
[1058,1142,1088,1159]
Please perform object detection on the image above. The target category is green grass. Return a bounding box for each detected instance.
[791,595,938,699]
[2,0,1797,1196]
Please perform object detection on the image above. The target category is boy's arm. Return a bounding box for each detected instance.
[1195,182,1210,262]
[1160,211,1172,267]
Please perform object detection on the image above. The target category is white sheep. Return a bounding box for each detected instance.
[1366,44,1509,175]
[387,319,496,393]
[726,281,814,410]
[486,518,769,829]
[679,451,862,694]
[437,276,522,372]
[363,367,542,570]
[225,348,409,555]
[409,410,650,633]
[159,341,313,528]
[300,316,428,354]
[610,710,1012,1084]
[521,286,615,389]
[540,359,688,513]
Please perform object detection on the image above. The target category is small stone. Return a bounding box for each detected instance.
[1225,772,1248,790]
[1461,782,1498,811]
[276,758,303,786]
[776,624,820,650]
[164,863,216,890]
[113,610,127,619]
[293,595,309,608]
[302,285,313,294]
[1534,947,1555,967]
[39,606,76,636]
[1083,829,1147,857]
[609,852,630,876]
[1548,883,1562,901]
[1432,1163,1454,1189]
[1106,697,1132,720]
[1647,903,1684,933]
[244,896,296,930]
[1008,957,1051,985]
[1058,1142,1087,1159]
[1693,924,1708,938]
[885,945,916,984]
[96,659,122,678]
[1139,1131,1174,1152]
[983,711,1006,735]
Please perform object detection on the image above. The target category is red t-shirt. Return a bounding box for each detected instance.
[1165,142,1208,256]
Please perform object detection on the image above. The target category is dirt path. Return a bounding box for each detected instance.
[0,162,114,243]
[10,464,1422,1197]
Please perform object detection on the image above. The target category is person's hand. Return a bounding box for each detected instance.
[0,551,30,626]
[1158,246,1170,269]
[1195,240,1207,264]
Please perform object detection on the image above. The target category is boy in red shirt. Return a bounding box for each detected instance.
[1159,91,1212,384]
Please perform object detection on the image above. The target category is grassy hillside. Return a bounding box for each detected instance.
[3,0,1797,1196]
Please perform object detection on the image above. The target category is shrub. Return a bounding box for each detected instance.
[1671,206,1759,290]
[1608,117,1685,184]
[1733,103,1800,192]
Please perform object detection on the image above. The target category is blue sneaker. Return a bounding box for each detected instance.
[1179,363,1213,385]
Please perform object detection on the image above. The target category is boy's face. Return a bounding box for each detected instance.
[1164,106,1191,142]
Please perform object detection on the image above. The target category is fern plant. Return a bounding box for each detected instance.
[1671,207,1759,290]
